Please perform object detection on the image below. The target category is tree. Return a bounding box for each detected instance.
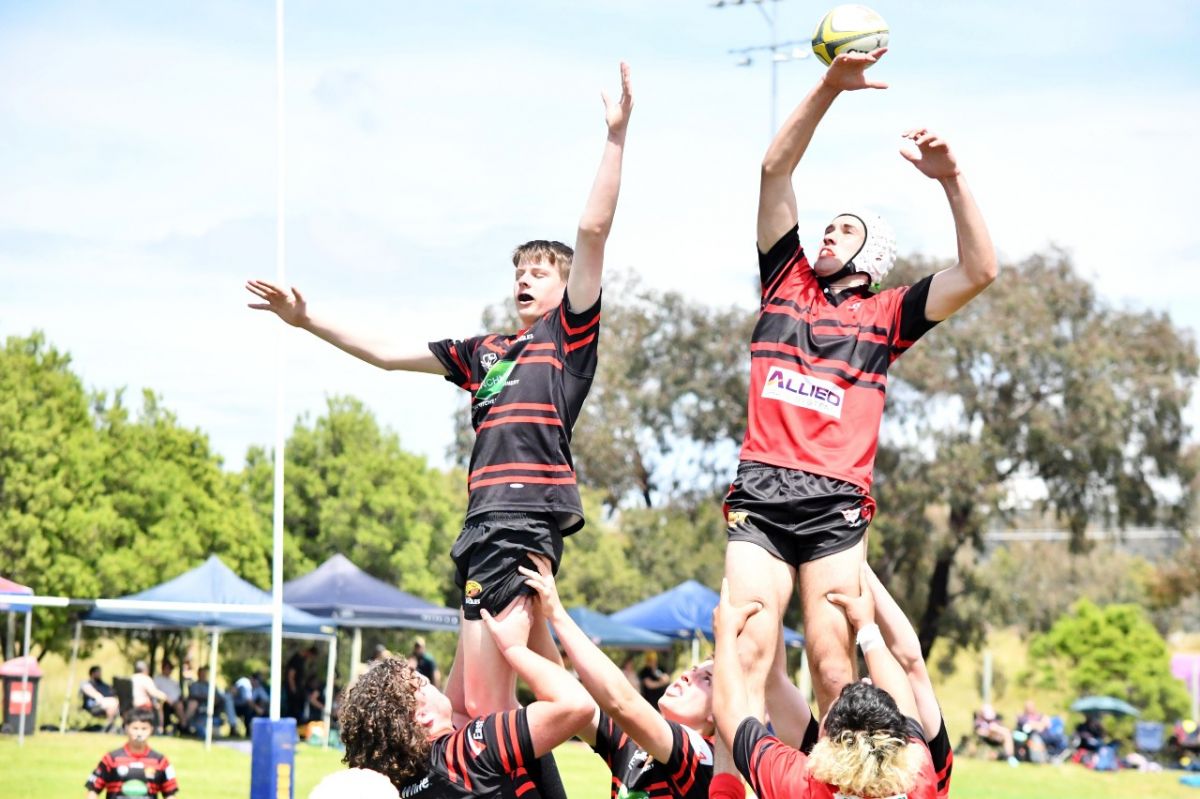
[242,396,465,605]
[0,333,120,654]
[873,250,1198,656]
[1025,600,1191,724]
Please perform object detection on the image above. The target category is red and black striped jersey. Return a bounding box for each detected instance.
[84,744,178,798]
[430,293,600,534]
[740,228,937,491]
[733,717,938,799]
[400,710,538,799]
[591,710,714,799]
[928,718,953,799]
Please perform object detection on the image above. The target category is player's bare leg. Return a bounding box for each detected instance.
[798,538,865,718]
[461,612,520,718]
[724,540,796,721]
[444,612,471,729]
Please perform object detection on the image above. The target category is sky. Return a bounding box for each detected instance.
[2,0,1199,472]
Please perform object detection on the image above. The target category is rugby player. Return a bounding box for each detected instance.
[723,47,996,727]
[521,554,715,799]
[712,572,938,799]
[247,64,633,795]
[338,596,593,799]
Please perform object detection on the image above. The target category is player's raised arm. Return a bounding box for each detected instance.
[520,555,684,757]
[827,565,919,722]
[481,598,594,758]
[244,279,446,374]
[568,62,633,314]
[712,579,765,750]
[899,129,997,321]
[758,49,887,253]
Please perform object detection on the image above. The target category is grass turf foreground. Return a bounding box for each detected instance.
[3,733,1199,798]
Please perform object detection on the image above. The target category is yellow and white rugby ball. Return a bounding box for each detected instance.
[811,5,889,66]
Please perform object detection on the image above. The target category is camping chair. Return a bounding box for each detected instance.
[1135,721,1165,763]
[113,677,134,729]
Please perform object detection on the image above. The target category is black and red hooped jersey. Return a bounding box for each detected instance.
[733,717,938,799]
[401,710,538,799]
[430,293,600,534]
[84,744,178,798]
[591,710,713,799]
[740,228,937,491]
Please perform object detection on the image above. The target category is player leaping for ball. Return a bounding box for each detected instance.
[722,46,996,735]
[247,62,633,799]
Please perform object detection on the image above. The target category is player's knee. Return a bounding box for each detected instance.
[812,652,854,697]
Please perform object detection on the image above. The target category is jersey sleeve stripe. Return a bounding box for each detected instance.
[560,305,601,336]
[477,415,565,431]
[455,730,473,791]
[445,732,463,784]
[507,711,525,768]
[563,333,597,353]
[494,714,512,773]
[448,345,470,379]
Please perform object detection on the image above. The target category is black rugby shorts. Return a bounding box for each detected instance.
[724,461,874,568]
[452,511,563,620]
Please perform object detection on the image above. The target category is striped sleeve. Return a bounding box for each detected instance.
[84,752,116,792]
[459,709,536,781]
[590,710,630,768]
[428,335,485,390]
[555,290,601,377]
[758,227,804,303]
[888,274,938,361]
[156,754,179,796]
[663,721,713,797]
[732,717,809,799]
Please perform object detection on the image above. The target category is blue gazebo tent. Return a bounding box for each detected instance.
[83,555,331,636]
[283,554,458,631]
[563,606,672,650]
[611,580,804,647]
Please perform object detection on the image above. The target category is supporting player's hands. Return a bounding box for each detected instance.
[602,61,633,137]
[821,48,888,92]
[518,554,565,621]
[712,578,762,643]
[826,563,877,630]
[481,596,534,654]
[245,279,309,327]
[900,128,962,181]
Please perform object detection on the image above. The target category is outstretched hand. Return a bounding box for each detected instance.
[900,128,961,180]
[518,554,564,618]
[821,48,888,92]
[602,62,633,135]
[826,563,876,630]
[713,578,762,642]
[245,279,309,327]
[481,596,534,653]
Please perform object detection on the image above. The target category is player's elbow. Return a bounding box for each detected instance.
[561,692,596,731]
[761,156,789,178]
[972,254,998,287]
[577,220,612,242]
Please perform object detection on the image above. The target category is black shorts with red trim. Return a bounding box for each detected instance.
[724,461,873,568]
[452,512,563,620]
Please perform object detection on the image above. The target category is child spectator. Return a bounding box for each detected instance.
[85,707,179,798]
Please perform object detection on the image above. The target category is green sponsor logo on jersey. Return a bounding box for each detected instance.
[476,359,516,401]
[122,778,150,796]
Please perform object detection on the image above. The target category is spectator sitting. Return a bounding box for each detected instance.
[974,703,1019,766]
[131,660,169,725]
[1075,712,1109,752]
[410,638,440,688]
[187,666,239,738]
[154,660,187,733]
[233,672,270,735]
[81,665,120,730]
[1017,699,1068,760]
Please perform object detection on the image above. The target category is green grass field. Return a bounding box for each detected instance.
[3,733,1199,798]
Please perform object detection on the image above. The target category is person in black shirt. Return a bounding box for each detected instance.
[338,597,593,798]
[638,652,671,708]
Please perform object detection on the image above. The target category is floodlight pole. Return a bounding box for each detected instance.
[269,0,287,721]
[714,0,808,139]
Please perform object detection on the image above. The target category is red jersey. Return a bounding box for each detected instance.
[84,743,178,798]
[591,710,714,799]
[733,717,938,799]
[740,228,937,491]
[430,293,600,534]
